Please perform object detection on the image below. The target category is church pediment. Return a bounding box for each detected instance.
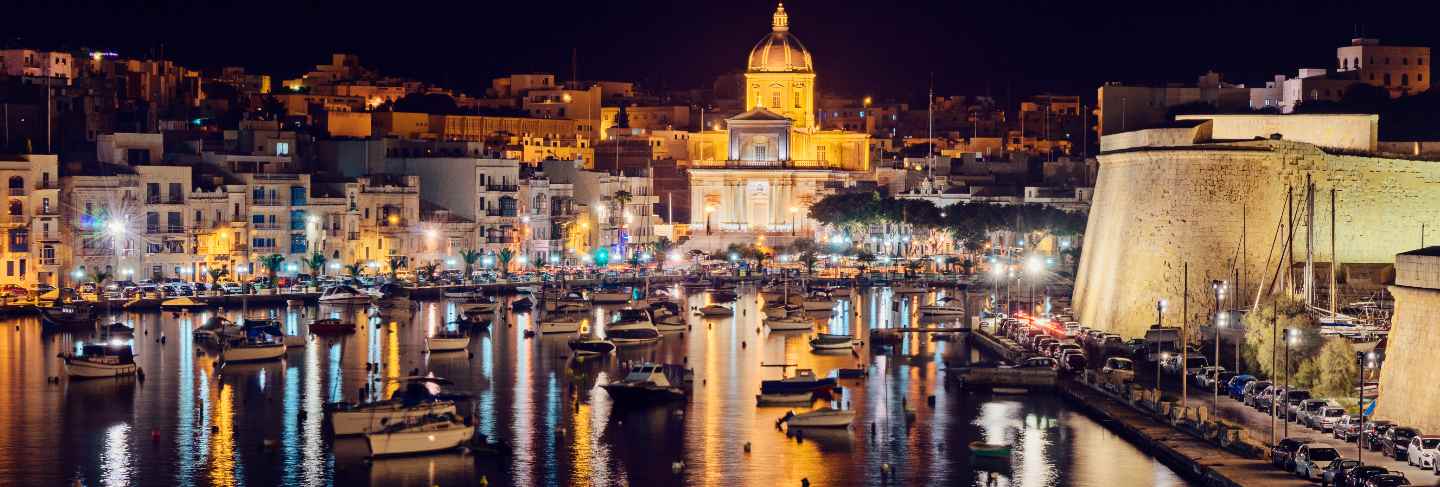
[728,107,792,123]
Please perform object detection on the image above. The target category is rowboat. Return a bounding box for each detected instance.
[427,331,470,352]
[765,314,813,331]
[755,392,815,406]
[808,333,855,351]
[539,316,583,334]
[697,304,733,317]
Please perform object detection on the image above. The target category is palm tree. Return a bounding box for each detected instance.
[416,262,440,283]
[856,251,876,277]
[651,236,674,272]
[306,251,328,277]
[344,262,364,280]
[89,269,113,313]
[207,266,228,284]
[387,255,407,280]
[259,254,285,285]
[613,190,632,212]
[799,250,818,276]
[496,248,514,278]
[459,249,482,283]
[959,258,974,275]
[904,259,924,278]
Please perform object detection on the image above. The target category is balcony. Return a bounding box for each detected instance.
[486,237,517,244]
[253,198,284,206]
[168,225,184,233]
[485,184,518,192]
[252,173,300,181]
[253,223,281,230]
[485,209,518,217]
[347,232,359,240]
[8,188,25,196]
[34,181,57,190]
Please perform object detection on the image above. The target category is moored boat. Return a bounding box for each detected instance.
[442,287,482,299]
[538,315,583,334]
[589,287,632,304]
[319,285,373,305]
[160,296,210,310]
[919,296,965,316]
[761,368,836,395]
[765,314,813,331]
[308,318,354,334]
[365,413,474,457]
[327,377,462,436]
[755,392,815,406]
[801,292,835,312]
[606,308,662,346]
[61,341,139,379]
[567,337,616,356]
[808,333,855,351]
[222,329,287,363]
[600,362,690,405]
[697,304,733,317]
[968,441,1012,458]
[427,330,470,352]
[782,408,855,428]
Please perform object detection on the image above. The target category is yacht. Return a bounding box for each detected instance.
[763,301,803,319]
[919,296,966,316]
[589,287,632,304]
[782,408,856,428]
[567,337,616,356]
[648,301,686,331]
[427,330,470,352]
[606,308,661,346]
[328,377,461,436]
[801,291,835,312]
[459,296,499,314]
[62,341,139,379]
[193,316,243,345]
[365,413,474,457]
[319,285,373,305]
[600,362,689,404]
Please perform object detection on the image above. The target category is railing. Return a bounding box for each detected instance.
[486,184,518,192]
[689,159,843,170]
[146,225,160,233]
[347,232,359,240]
[166,197,184,204]
[486,237,516,244]
[253,198,283,206]
[167,225,184,233]
[34,181,57,190]
[8,188,25,196]
[253,223,281,230]
[146,196,160,204]
[485,209,518,217]
[252,173,300,180]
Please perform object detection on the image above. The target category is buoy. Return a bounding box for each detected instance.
[743,441,751,453]
[151,429,160,441]
[741,341,746,348]
[671,461,684,474]
[801,478,810,487]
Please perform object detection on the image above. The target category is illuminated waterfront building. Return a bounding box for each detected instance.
[686,3,869,246]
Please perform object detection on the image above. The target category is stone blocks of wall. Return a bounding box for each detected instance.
[1373,285,1440,432]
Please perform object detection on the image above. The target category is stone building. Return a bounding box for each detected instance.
[1335,38,1430,97]
[1377,247,1440,433]
[1076,113,1440,338]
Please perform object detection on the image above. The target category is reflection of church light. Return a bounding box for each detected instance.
[176,324,199,485]
[384,320,400,400]
[512,311,534,486]
[100,423,132,486]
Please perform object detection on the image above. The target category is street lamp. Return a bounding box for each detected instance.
[1026,255,1043,316]
[704,205,716,235]
[1211,279,1227,415]
[1281,328,1300,438]
[1156,299,1168,327]
[789,206,798,236]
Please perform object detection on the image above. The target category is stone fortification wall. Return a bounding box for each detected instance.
[1374,285,1440,431]
[1075,140,1440,337]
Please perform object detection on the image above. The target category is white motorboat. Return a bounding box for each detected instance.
[697,304,733,317]
[539,315,583,334]
[589,288,632,304]
[319,285,373,305]
[782,408,856,428]
[600,362,690,405]
[765,314,813,331]
[755,392,815,406]
[606,308,662,346]
[160,296,210,309]
[365,413,474,457]
[427,331,470,352]
[919,297,966,316]
[654,314,686,331]
[62,342,140,379]
[808,333,856,351]
[193,316,243,344]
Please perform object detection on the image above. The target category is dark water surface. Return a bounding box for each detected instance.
[0,286,1192,486]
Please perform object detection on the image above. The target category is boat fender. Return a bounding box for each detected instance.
[801,479,810,487]
[151,429,160,442]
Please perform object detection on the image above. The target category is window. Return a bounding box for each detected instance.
[167,212,181,232]
[1403,57,1409,65]
[1402,74,1410,86]
[816,145,827,162]
[168,183,183,203]
[770,89,781,108]
[7,200,20,216]
[1420,74,1425,82]
[275,142,291,156]
[1420,57,1425,66]
[41,198,49,214]
[7,229,26,252]
[1342,58,1348,69]
[754,144,768,161]
[6,262,11,277]
[40,245,54,265]
[1384,73,1392,86]
[793,90,802,108]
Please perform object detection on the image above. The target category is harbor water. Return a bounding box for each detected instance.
[0,286,1194,486]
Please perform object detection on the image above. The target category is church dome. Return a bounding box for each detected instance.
[747,3,813,73]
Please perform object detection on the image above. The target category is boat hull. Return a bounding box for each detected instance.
[568,340,616,356]
[600,384,685,404]
[786,409,855,428]
[427,336,470,352]
[765,318,812,331]
[589,292,631,304]
[539,320,581,334]
[919,308,965,316]
[366,425,474,457]
[63,359,139,379]
[319,296,372,305]
[223,344,286,363]
[809,339,854,351]
[330,402,458,436]
[761,377,837,395]
[756,393,814,406]
[802,301,833,311]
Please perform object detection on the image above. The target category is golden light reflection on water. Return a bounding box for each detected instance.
[208,373,237,487]
[99,422,131,487]
[384,320,400,399]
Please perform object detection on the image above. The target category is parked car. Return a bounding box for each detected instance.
[1344,465,1392,487]
[1227,374,1256,400]
[1192,366,1225,388]
[0,284,28,298]
[1254,385,1281,412]
[1362,473,1411,486]
[1061,351,1088,372]
[1101,334,1128,356]
[1125,338,1148,358]
[1320,459,1362,487]
[1335,415,1365,442]
[1383,427,1422,460]
[1366,423,1396,451]
[1313,406,1348,432]
[28,283,55,296]
[1243,380,1273,407]
[1294,443,1342,480]
[1015,357,1058,369]
[1272,438,1308,470]
[1279,389,1313,419]
[1297,398,1332,424]
[1406,436,1440,469]
[1101,357,1136,381]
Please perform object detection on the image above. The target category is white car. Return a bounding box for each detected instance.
[1293,443,1341,480]
[1407,436,1440,469]
[1312,406,1347,432]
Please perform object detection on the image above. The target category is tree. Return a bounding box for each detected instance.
[615,102,631,129]
[1242,296,1322,380]
[306,251,327,277]
[613,190,633,216]
[958,257,973,275]
[904,259,924,278]
[496,248,514,278]
[387,255,407,280]
[207,266,228,284]
[799,250,818,275]
[416,262,440,283]
[651,236,674,272]
[343,263,364,280]
[459,249,482,282]
[1309,338,1359,399]
[855,251,876,276]
[259,254,285,284]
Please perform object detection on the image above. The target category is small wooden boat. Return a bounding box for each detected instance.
[36,301,96,329]
[968,441,1012,458]
[568,337,616,356]
[755,392,815,406]
[782,408,855,428]
[308,318,354,335]
[160,296,210,310]
[760,369,836,395]
[801,292,834,312]
[427,331,470,352]
[62,342,139,379]
[808,333,855,351]
[697,304,733,317]
[459,298,499,314]
[365,413,474,457]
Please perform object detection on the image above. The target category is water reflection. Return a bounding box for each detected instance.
[0,286,1193,486]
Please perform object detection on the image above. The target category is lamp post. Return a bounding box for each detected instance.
[1026,255,1043,317]
[1281,328,1295,438]
[789,206,798,236]
[1211,279,1226,415]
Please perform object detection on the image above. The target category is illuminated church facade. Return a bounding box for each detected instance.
[687,3,870,238]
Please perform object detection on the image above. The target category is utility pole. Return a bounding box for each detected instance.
[1357,351,1366,463]
[1182,262,1189,409]
[1330,189,1338,315]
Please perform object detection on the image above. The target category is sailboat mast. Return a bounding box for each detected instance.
[1305,175,1315,307]
[1330,188,1338,315]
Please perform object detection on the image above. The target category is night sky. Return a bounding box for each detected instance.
[6,0,1437,103]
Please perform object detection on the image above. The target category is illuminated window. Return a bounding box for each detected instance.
[794,90,802,108]
[276,142,291,156]
[771,90,781,109]
[754,145,768,161]
[816,145,827,162]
